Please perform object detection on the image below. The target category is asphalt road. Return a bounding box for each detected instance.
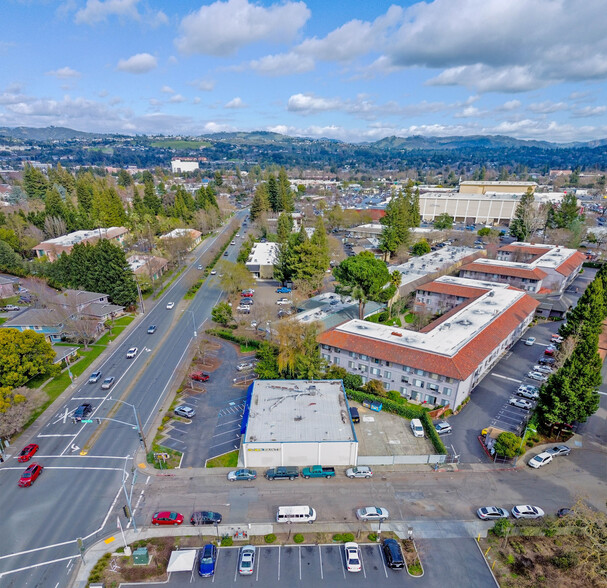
[0,212,247,587]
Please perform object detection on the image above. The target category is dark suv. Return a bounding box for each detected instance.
[382,538,405,569]
[73,403,93,421]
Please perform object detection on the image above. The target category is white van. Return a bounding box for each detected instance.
[410,418,424,438]
[276,505,317,524]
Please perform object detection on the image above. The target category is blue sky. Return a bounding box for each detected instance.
[1,0,606,143]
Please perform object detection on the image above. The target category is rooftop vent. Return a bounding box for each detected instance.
[391,331,402,337]
[356,324,369,330]
[456,319,472,326]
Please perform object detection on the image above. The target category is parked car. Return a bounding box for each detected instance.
[18,463,43,487]
[210,270,217,275]
[237,361,255,371]
[126,347,138,359]
[517,384,540,399]
[346,466,373,479]
[197,264,203,270]
[557,508,573,518]
[152,511,184,525]
[240,298,254,306]
[241,291,254,298]
[174,405,195,418]
[344,542,361,572]
[147,325,157,334]
[231,240,236,245]
[18,443,39,463]
[551,334,564,344]
[89,370,102,384]
[528,452,553,468]
[238,545,256,575]
[356,506,389,521]
[242,288,255,295]
[382,538,405,569]
[237,305,251,313]
[537,356,556,366]
[477,506,509,520]
[166,301,175,309]
[532,364,553,374]
[265,466,299,481]
[509,397,534,410]
[198,543,217,577]
[227,469,257,482]
[276,287,291,293]
[435,422,452,435]
[545,445,571,457]
[544,345,556,356]
[277,308,293,318]
[73,403,93,421]
[511,505,545,519]
[190,372,209,382]
[3,305,21,311]
[190,511,222,525]
[527,371,548,382]
[101,377,114,390]
[524,337,536,346]
[223,251,229,256]
[276,298,291,305]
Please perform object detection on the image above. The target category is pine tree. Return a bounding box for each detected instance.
[276,212,293,243]
[268,176,280,212]
[143,180,162,215]
[250,183,270,221]
[380,190,411,257]
[44,187,66,221]
[22,164,49,199]
[277,167,293,212]
[510,188,536,241]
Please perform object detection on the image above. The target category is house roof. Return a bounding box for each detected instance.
[461,261,548,280]
[418,281,488,300]
[498,244,552,256]
[80,302,124,318]
[554,251,585,276]
[2,308,62,327]
[53,290,108,307]
[319,294,538,380]
[35,227,128,252]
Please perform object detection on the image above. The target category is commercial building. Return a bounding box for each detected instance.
[159,228,202,250]
[34,227,129,262]
[245,242,279,279]
[458,181,537,194]
[240,379,358,467]
[460,242,585,295]
[318,277,539,410]
[127,254,169,282]
[171,158,200,173]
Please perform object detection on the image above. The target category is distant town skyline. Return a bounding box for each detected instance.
[1,0,606,143]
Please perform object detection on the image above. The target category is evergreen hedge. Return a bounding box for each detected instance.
[206,328,263,349]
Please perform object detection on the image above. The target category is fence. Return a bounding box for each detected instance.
[357,454,447,466]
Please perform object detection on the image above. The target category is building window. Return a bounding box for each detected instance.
[440,399,450,407]
[359,364,368,372]
[400,387,408,396]
[348,361,355,369]
[334,348,341,354]
[401,375,409,384]
[428,372,439,380]
[359,354,368,361]
[414,379,424,388]
[443,387,452,396]
[427,383,439,392]
[322,354,330,361]
[410,390,420,401]
[370,367,381,376]
[333,357,340,365]
[415,369,425,376]
[321,344,330,350]
[361,376,367,384]
[425,394,437,404]
[372,357,380,364]
[385,361,391,367]
[404,366,413,373]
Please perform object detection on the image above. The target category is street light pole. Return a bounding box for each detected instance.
[187,310,198,338]
[109,397,149,455]
[515,423,536,465]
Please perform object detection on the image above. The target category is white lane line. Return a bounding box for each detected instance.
[277,545,280,581]
[598,391,607,396]
[212,430,239,438]
[16,454,131,460]
[318,544,323,580]
[0,555,79,579]
[36,434,77,438]
[492,373,523,383]
[299,546,302,580]
[378,544,388,577]
[339,546,345,578]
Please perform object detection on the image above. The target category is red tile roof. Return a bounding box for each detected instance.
[461,262,547,280]
[554,251,585,277]
[418,282,488,299]
[318,295,539,381]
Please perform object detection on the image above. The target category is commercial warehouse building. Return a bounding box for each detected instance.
[240,380,358,467]
[318,277,539,411]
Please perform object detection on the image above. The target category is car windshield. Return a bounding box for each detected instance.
[22,471,32,477]
[169,513,177,520]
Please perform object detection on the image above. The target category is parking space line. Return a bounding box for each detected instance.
[233,548,239,582]
[299,546,302,580]
[212,429,240,438]
[492,373,522,383]
[377,544,388,578]
[256,548,260,582]
[339,545,345,578]
[318,545,323,580]
[277,545,280,581]
[216,418,243,427]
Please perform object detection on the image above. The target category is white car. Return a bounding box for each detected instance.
[237,362,255,371]
[524,337,536,346]
[346,466,373,479]
[238,545,256,575]
[477,506,509,520]
[511,505,545,519]
[517,385,540,400]
[210,270,217,275]
[344,542,361,572]
[509,397,534,410]
[276,298,292,305]
[527,371,548,382]
[435,422,452,435]
[126,347,138,359]
[528,452,553,468]
[356,506,389,522]
[166,301,175,309]
[532,365,553,375]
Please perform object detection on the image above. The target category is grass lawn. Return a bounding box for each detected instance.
[206,450,239,468]
[404,312,415,323]
[0,317,6,325]
[240,344,257,353]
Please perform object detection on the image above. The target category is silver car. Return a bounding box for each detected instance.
[527,371,548,382]
[532,364,553,375]
[346,466,373,479]
[545,445,571,457]
[477,506,509,520]
[356,506,389,521]
[517,385,539,400]
[238,545,256,575]
[174,405,195,418]
[509,397,534,410]
[512,505,545,519]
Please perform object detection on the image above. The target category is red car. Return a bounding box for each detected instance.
[152,511,184,526]
[18,463,43,487]
[18,443,39,463]
[190,372,210,382]
[241,292,254,298]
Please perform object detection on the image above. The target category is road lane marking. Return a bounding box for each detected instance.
[318,544,323,579]
[0,555,79,579]
[491,373,522,383]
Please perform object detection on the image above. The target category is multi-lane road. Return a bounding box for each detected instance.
[0,212,245,587]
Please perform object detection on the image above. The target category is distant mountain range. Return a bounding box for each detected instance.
[1,125,606,150]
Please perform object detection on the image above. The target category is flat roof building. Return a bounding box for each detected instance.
[245,242,279,279]
[241,379,358,467]
[34,227,128,262]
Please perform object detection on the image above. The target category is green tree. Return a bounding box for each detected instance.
[0,240,25,275]
[255,342,280,379]
[250,183,270,221]
[277,167,294,212]
[0,330,57,393]
[143,180,162,215]
[218,261,254,294]
[380,190,411,257]
[117,169,133,188]
[411,239,431,256]
[213,170,223,186]
[267,175,280,212]
[554,191,581,228]
[510,188,536,241]
[433,213,454,230]
[333,252,392,319]
[22,164,49,199]
[211,302,233,326]
[276,212,293,243]
[494,431,522,458]
[561,278,605,338]
[45,187,66,221]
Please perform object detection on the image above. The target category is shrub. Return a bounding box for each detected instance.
[332,534,343,542]
[206,328,262,349]
[378,311,389,322]
[544,527,557,537]
[220,536,233,547]
[506,554,516,565]
[346,388,428,421]
[264,534,276,544]
[367,532,378,542]
[420,412,447,454]
[293,534,305,544]
[342,533,355,542]
[551,552,578,569]
[491,518,513,538]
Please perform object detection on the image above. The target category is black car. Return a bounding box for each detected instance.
[537,356,556,366]
[190,511,222,525]
[73,403,93,421]
[382,538,405,569]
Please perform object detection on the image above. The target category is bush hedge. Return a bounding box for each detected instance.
[293,534,305,543]
[264,533,276,544]
[420,411,447,455]
[206,328,263,349]
[345,388,427,420]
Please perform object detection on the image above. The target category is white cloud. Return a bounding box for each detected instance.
[571,105,607,118]
[161,86,175,94]
[248,53,315,76]
[454,106,483,119]
[287,93,345,114]
[169,94,186,104]
[193,97,201,104]
[116,53,157,74]
[497,100,522,111]
[225,97,246,109]
[176,0,310,56]
[428,64,542,93]
[190,79,215,92]
[75,0,167,27]
[527,101,568,114]
[46,67,81,79]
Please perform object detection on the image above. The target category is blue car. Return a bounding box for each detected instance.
[276,286,291,293]
[198,543,217,577]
